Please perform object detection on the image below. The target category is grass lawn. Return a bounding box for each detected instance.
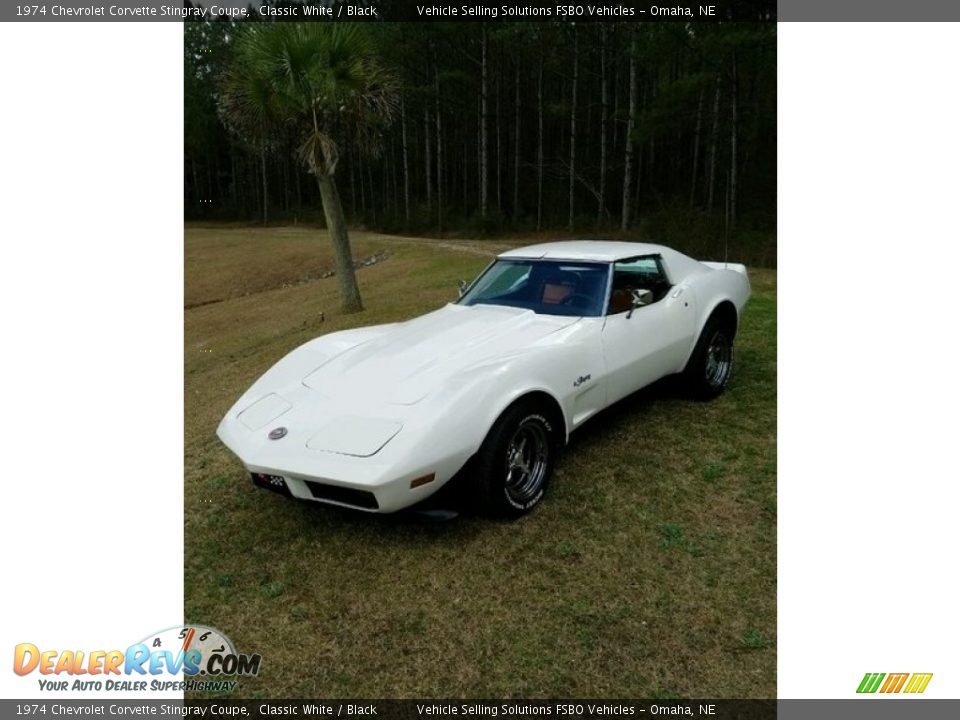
[184,224,776,699]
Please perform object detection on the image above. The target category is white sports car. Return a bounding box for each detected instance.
[217,241,750,517]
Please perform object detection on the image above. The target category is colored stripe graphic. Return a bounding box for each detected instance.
[880,673,909,693]
[857,672,932,694]
[904,673,933,694]
[857,673,885,693]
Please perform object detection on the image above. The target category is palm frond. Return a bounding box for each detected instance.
[216,23,399,173]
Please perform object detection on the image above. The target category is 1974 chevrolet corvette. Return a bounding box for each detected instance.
[217,241,750,517]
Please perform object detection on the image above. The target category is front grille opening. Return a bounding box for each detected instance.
[303,480,379,510]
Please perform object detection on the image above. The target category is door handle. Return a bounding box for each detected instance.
[671,287,685,298]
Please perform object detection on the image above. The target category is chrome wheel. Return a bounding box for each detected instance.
[504,418,550,507]
[704,330,732,389]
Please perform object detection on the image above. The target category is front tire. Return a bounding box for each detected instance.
[473,400,558,518]
[682,318,735,400]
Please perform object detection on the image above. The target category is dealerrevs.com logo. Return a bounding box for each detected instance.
[13,625,261,693]
[857,672,933,694]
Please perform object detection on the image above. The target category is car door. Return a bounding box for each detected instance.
[600,256,697,404]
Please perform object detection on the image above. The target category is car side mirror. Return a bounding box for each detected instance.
[457,279,468,297]
[626,288,653,318]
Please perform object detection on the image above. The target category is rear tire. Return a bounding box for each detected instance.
[473,399,558,518]
[682,317,735,400]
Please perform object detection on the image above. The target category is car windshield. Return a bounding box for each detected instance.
[459,259,609,317]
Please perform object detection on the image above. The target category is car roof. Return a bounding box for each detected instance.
[497,240,669,263]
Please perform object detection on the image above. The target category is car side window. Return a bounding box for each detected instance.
[606,256,672,315]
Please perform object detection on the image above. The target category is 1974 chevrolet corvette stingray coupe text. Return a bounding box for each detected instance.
[217,241,750,517]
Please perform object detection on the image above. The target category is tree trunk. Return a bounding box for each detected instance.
[191,158,200,208]
[496,69,502,215]
[477,98,482,208]
[536,56,544,232]
[621,33,637,231]
[513,63,521,219]
[707,75,720,212]
[598,25,608,227]
[479,25,489,221]
[294,164,302,217]
[435,56,444,235]
[367,160,376,226]
[316,172,363,314]
[206,160,213,210]
[641,81,651,214]
[401,96,411,224]
[247,159,253,215]
[612,60,620,159]
[348,150,356,215]
[357,152,366,214]
[690,87,703,206]
[424,107,432,213]
[724,167,731,232]
[230,150,238,211]
[568,26,578,232]
[260,144,268,225]
[730,52,738,227]
[385,145,393,218]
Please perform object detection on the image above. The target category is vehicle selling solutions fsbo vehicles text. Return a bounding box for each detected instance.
[416,5,639,18]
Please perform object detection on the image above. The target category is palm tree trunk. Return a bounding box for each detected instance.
[316,172,362,314]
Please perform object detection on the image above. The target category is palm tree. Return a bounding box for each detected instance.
[219,24,398,314]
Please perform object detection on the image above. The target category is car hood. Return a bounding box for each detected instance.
[302,303,580,405]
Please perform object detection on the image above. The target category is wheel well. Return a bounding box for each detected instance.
[707,300,739,338]
[507,391,567,444]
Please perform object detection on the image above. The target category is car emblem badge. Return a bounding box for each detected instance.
[573,374,592,388]
[268,427,288,440]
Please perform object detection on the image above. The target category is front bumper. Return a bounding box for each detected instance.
[218,395,476,513]
[250,470,381,509]
[245,462,453,512]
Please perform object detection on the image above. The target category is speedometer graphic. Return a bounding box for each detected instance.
[137,624,236,675]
